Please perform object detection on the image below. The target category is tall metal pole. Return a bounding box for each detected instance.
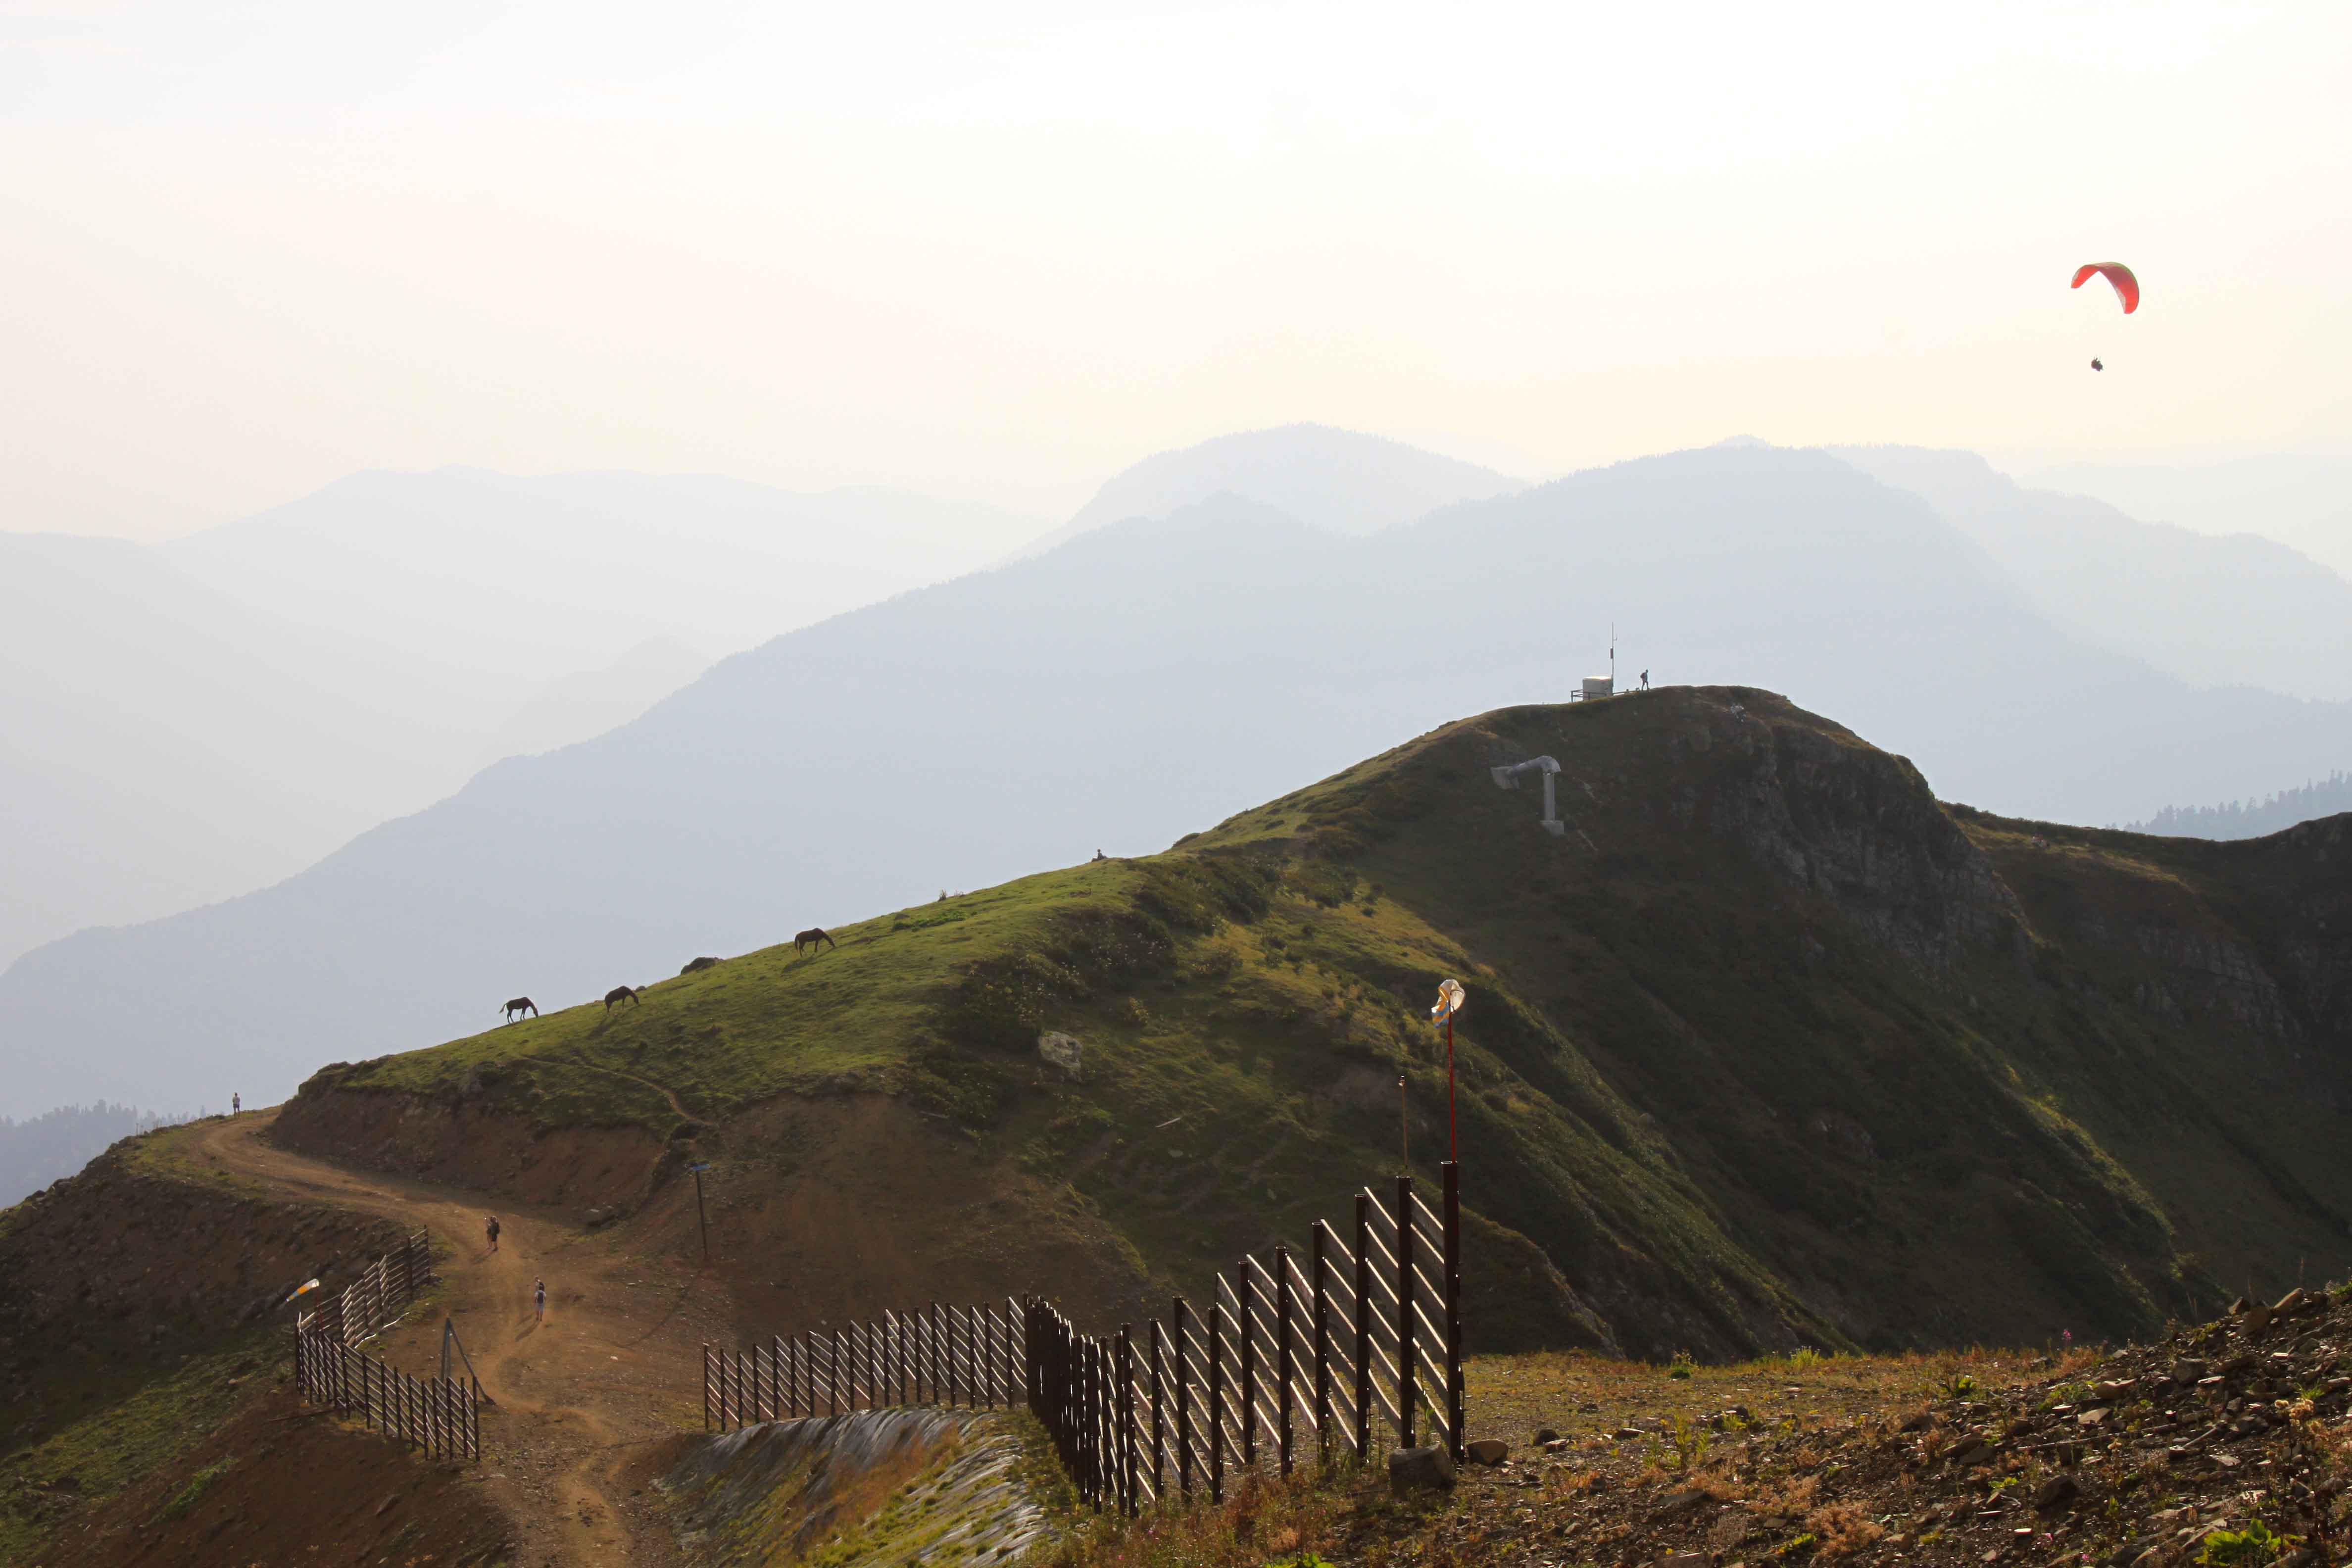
[692,1164,711,1264]
[1399,1074,1409,1172]
[1443,1159,1464,1461]
[1445,1013,1457,1163]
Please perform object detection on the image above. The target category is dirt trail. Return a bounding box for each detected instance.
[565,1050,700,1124]
[185,1109,734,1567]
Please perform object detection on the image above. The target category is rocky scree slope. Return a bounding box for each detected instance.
[280,689,2352,1361]
[1141,1287,2352,1568]
[1474,1286,2352,1568]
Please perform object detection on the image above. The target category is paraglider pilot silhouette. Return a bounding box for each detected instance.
[2072,262,2137,372]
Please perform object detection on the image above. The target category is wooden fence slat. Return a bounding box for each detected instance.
[676,1167,1464,1513]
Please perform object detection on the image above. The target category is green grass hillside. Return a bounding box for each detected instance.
[290,687,2352,1359]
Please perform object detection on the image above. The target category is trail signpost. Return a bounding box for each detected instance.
[1429,979,1464,1162]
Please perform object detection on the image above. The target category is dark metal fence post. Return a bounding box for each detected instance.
[1173,1297,1194,1497]
[1081,1333,1099,1508]
[1275,1245,1295,1477]
[1149,1319,1167,1501]
[1021,1299,1036,1414]
[1095,1338,1111,1507]
[1396,1174,1416,1449]
[702,1344,712,1431]
[1312,1223,1332,1460]
[1237,1264,1256,1467]
[1207,1294,1226,1503]
[830,1326,842,1417]
[1353,1192,1372,1458]
[1117,1325,1137,1518]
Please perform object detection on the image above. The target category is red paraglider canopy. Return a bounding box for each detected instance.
[2072,262,2139,314]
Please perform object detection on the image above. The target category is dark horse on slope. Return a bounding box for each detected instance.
[794,927,836,956]
[502,997,538,1022]
[603,985,641,1011]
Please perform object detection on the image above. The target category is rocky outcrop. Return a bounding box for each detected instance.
[1694,697,2027,969]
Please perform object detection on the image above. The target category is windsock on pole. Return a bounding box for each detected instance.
[1430,980,1465,1163]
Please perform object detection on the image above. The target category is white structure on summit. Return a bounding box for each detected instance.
[1490,755,1566,836]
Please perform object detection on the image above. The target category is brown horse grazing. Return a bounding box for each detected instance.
[603,985,640,1011]
[502,997,538,1022]
[794,927,836,955]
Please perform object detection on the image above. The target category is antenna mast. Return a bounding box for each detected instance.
[1610,623,1616,688]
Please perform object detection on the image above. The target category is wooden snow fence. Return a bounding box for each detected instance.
[295,1231,431,1347]
[293,1230,483,1462]
[704,1162,1463,1516]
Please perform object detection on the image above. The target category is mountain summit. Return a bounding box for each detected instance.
[276,686,2352,1358]
[1029,423,1523,552]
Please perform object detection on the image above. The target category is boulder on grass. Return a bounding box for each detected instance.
[1465,1439,1509,1466]
[1388,1445,1457,1495]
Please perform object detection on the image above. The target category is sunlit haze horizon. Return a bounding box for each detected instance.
[2,0,2347,539]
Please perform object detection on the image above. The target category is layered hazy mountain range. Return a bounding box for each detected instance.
[0,475,1047,970]
[3,426,2349,1125]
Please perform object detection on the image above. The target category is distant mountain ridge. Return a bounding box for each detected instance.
[2023,455,2352,578]
[1020,423,1522,554]
[1834,445,2352,702]
[164,468,1052,681]
[16,444,2352,1117]
[0,473,1049,969]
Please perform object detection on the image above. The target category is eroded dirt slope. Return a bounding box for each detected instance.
[175,1109,735,1566]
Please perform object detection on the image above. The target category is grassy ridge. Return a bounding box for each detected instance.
[301,688,2352,1359]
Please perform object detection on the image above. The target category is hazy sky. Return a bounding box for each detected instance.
[3,0,2347,538]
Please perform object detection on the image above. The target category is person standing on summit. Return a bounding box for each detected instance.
[534,1278,546,1322]
[485,1214,500,1254]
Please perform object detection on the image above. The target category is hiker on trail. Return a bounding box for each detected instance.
[534,1278,546,1321]
[231,1092,240,1117]
[486,1215,500,1254]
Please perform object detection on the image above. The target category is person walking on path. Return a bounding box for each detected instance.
[231,1093,240,1116]
[534,1278,546,1322]
[485,1214,501,1254]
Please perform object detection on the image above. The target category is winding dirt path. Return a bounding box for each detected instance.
[184,1109,734,1567]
